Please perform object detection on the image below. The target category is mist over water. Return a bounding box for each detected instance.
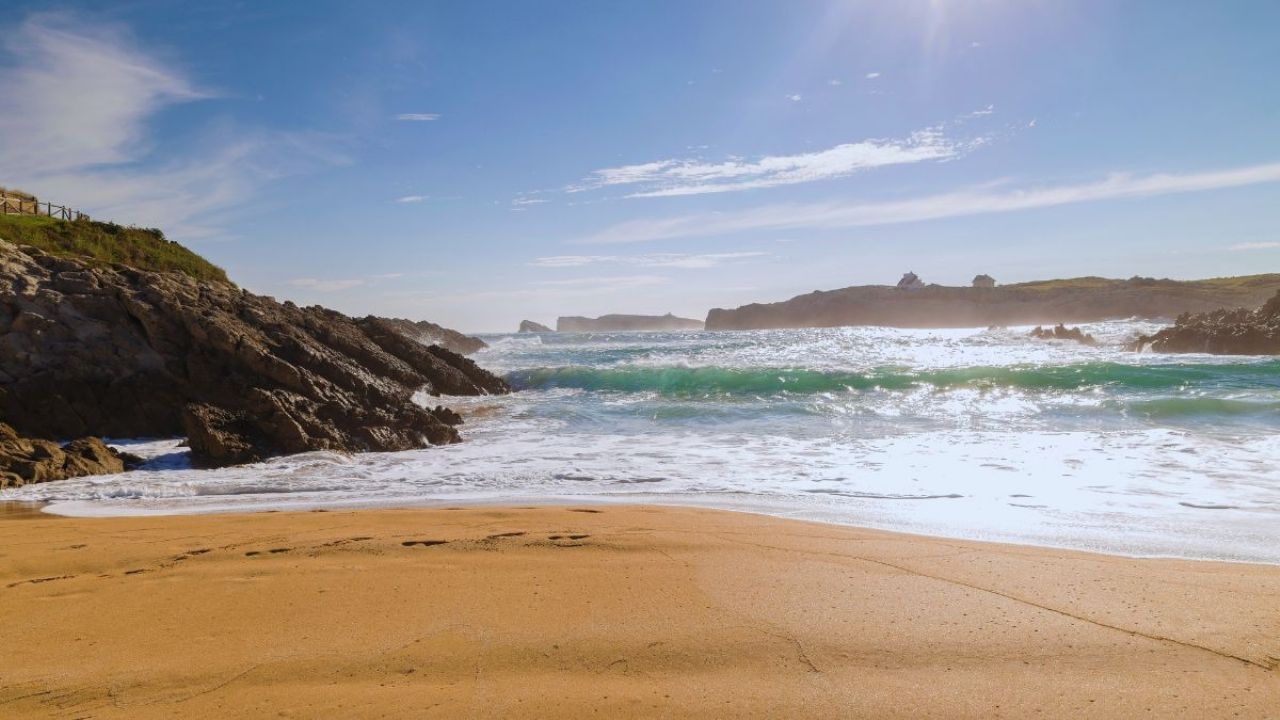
[6,322,1280,563]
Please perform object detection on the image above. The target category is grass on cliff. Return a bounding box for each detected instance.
[0,214,230,284]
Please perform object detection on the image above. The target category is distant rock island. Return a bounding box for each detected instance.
[519,319,553,333]
[706,274,1280,330]
[557,313,704,332]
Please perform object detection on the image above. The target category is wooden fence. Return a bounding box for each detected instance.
[0,196,89,221]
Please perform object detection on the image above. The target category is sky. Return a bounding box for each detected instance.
[1,1,1278,332]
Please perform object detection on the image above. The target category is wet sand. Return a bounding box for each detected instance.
[1,504,1277,718]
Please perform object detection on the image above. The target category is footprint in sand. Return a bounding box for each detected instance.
[402,540,448,548]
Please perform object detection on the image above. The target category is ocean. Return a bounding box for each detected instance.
[5,321,1279,563]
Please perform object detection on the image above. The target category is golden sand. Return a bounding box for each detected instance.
[1,505,1277,718]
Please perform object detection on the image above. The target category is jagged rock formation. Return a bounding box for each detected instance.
[519,320,552,333]
[1131,291,1280,355]
[1030,324,1097,346]
[706,275,1280,330]
[972,274,996,288]
[0,422,139,487]
[897,272,925,291]
[0,239,508,468]
[557,313,703,332]
[368,316,486,354]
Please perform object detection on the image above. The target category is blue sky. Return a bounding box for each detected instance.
[2,1,1278,331]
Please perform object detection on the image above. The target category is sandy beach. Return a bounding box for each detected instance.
[1,504,1277,718]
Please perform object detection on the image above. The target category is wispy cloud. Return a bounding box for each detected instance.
[289,277,366,292]
[530,251,767,269]
[570,126,974,198]
[864,72,881,79]
[785,93,803,102]
[1228,241,1280,251]
[396,195,427,203]
[395,113,440,121]
[532,275,670,288]
[827,79,843,86]
[578,162,1280,244]
[0,14,344,238]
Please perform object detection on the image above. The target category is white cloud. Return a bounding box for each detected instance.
[512,196,547,206]
[785,93,803,102]
[578,162,1280,245]
[827,79,843,86]
[530,252,767,269]
[1229,241,1280,251]
[532,275,670,289]
[289,277,366,292]
[0,14,206,174]
[865,72,881,79]
[395,113,441,121]
[396,195,427,203]
[0,14,344,239]
[571,126,973,198]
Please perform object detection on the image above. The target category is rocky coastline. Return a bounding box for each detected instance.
[706,275,1280,330]
[1131,290,1280,354]
[0,238,508,473]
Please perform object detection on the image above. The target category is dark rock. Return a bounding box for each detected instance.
[519,320,552,333]
[1029,324,1097,346]
[366,316,486,355]
[0,422,136,487]
[1130,291,1280,354]
[0,239,508,468]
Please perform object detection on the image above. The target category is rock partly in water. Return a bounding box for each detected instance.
[557,313,703,332]
[1131,291,1280,355]
[366,316,487,355]
[0,239,508,468]
[519,320,552,333]
[1029,324,1097,346]
[0,422,139,487]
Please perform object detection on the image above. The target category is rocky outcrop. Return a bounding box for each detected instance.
[1131,291,1280,354]
[368,316,486,355]
[557,313,703,332]
[519,320,552,333]
[0,422,139,487]
[1030,324,1097,346]
[706,275,1280,330]
[0,240,508,468]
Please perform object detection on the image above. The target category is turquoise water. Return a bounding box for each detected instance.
[6,321,1280,563]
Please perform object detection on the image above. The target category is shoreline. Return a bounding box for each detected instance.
[8,494,1280,568]
[3,504,1277,718]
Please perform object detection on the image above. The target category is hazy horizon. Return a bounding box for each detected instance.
[2,1,1278,332]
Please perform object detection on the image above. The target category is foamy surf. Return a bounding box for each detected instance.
[4,323,1279,563]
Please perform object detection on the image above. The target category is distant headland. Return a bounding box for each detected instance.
[706,272,1280,330]
[557,313,704,332]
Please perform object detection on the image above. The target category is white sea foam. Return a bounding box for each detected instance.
[4,324,1278,563]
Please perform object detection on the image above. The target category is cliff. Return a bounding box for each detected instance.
[706,275,1280,330]
[0,237,508,469]
[557,313,704,332]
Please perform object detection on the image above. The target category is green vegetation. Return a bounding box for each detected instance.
[0,214,231,284]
